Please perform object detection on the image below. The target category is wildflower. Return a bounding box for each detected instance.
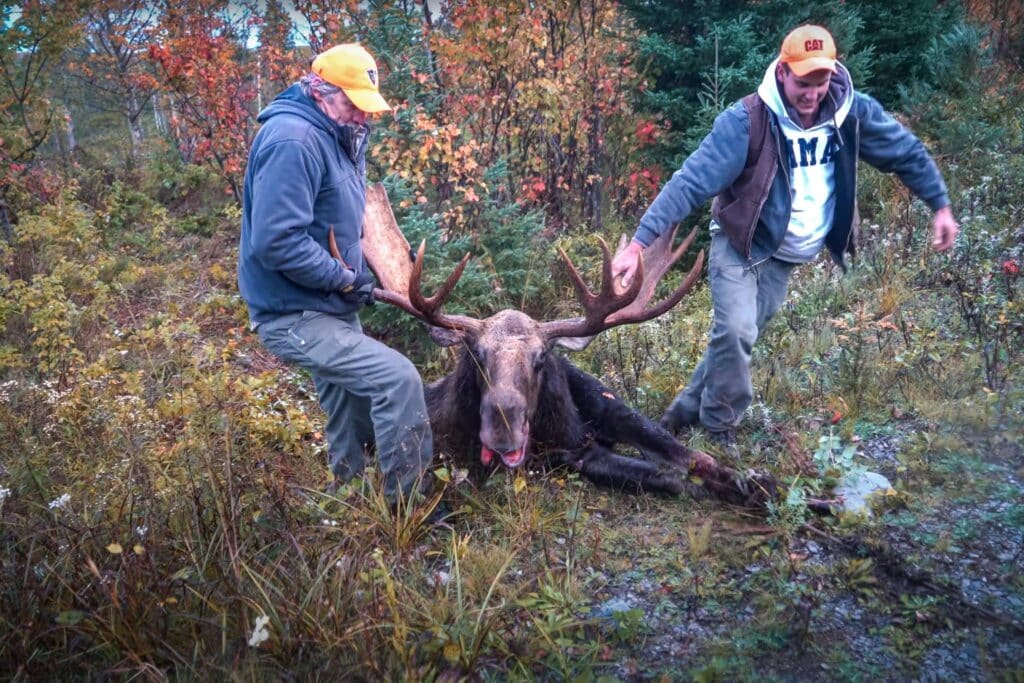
[0,380,17,402]
[1003,260,1020,276]
[0,487,10,508]
[248,615,271,648]
[48,493,71,510]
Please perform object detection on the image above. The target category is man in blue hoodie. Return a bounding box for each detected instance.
[610,25,959,453]
[238,44,432,501]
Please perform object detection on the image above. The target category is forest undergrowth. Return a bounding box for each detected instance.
[0,147,1021,681]
[1,4,1023,676]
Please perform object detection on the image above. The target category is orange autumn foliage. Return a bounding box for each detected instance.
[147,1,264,203]
[141,1,664,228]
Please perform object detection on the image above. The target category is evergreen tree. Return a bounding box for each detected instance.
[619,0,966,163]
[256,0,299,109]
[855,0,964,106]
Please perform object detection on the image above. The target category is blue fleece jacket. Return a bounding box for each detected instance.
[238,84,371,323]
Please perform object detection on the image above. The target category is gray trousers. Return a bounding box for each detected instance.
[257,311,432,499]
[672,232,797,431]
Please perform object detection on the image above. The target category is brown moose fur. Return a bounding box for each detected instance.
[423,310,774,506]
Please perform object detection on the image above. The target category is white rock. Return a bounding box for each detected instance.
[835,471,893,517]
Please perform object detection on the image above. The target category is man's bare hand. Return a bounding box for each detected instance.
[932,205,959,251]
[611,240,644,288]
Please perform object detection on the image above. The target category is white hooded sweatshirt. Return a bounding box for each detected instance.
[757,59,854,263]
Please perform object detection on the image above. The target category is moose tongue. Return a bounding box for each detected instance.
[501,449,525,468]
[480,446,526,468]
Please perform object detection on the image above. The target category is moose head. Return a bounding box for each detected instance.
[408,231,701,471]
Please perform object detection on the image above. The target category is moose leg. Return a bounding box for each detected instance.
[562,361,690,467]
[562,361,776,506]
[685,448,778,506]
[552,446,689,496]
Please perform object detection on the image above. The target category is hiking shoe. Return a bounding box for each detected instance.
[706,428,740,461]
[660,398,700,435]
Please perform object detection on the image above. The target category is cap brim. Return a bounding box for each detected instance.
[788,57,837,77]
[342,87,391,113]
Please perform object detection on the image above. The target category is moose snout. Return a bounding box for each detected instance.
[479,395,530,468]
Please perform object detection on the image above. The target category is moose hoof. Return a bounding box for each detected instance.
[736,469,778,507]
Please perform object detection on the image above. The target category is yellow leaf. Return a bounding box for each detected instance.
[133,544,145,555]
[443,640,461,663]
[106,543,123,555]
[514,476,527,494]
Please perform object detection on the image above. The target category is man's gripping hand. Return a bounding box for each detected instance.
[340,270,376,306]
[611,240,644,288]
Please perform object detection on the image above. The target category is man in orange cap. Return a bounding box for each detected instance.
[239,44,434,503]
[612,25,958,455]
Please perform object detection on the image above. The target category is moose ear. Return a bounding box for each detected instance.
[552,335,595,352]
[429,326,467,347]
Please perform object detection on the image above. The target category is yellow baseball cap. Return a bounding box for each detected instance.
[311,43,391,113]
[780,25,837,76]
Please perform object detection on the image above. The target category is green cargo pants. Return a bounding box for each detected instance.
[257,310,432,500]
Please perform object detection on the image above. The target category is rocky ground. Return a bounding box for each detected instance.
[580,427,1024,681]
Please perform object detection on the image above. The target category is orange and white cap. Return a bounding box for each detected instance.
[780,25,837,76]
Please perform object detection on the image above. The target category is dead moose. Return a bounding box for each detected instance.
[335,185,775,506]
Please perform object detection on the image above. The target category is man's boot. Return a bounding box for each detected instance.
[706,427,740,462]
[660,394,700,435]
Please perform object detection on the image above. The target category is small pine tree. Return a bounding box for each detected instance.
[620,0,963,165]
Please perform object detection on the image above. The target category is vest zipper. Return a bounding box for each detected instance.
[745,121,791,272]
[747,175,775,266]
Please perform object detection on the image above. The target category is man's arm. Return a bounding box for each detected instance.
[248,140,353,291]
[856,93,958,251]
[613,102,751,285]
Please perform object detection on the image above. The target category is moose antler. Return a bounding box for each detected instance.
[538,227,704,340]
[332,183,482,334]
[405,240,482,333]
[344,184,701,339]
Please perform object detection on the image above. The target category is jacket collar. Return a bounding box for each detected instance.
[257,83,371,161]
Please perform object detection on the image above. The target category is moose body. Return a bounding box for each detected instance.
[340,184,775,506]
[422,310,769,504]
[424,311,689,495]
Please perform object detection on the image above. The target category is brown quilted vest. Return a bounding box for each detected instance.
[710,93,777,260]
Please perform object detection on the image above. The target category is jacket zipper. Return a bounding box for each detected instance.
[843,119,860,255]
